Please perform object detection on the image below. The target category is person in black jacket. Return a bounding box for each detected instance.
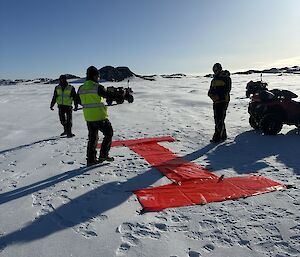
[208,63,231,143]
[50,75,78,137]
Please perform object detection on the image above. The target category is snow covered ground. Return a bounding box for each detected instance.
[0,74,299,257]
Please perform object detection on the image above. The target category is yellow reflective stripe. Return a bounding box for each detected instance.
[78,88,98,94]
[82,103,105,108]
[59,92,71,96]
[212,80,225,87]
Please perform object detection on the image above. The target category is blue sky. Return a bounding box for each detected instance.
[0,0,299,79]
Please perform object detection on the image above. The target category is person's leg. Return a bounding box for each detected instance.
[98,120,113,159]
[212,103,221,141]
[220,103,228,140]
[66,107,74,137]
[58,106,67,135]
[86,122,98,165]
[212,103,227,142]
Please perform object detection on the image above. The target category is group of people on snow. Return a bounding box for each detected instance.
[50,63,231,166]
[50,66,119,166]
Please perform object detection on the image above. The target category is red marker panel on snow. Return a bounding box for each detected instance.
[97,136,285,211]
[134,176,285,211]
[98,136,216,182]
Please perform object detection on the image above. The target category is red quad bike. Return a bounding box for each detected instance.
[246,80,300,135]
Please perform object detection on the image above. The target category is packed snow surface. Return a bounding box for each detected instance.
[0,74,299,257]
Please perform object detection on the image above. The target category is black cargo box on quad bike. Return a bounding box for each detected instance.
[246,80,300,135]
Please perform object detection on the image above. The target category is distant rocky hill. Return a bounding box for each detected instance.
[46,74,80,84]
[2,66,299,86]
[99,66,155,81]
[0,67,153,85]
[0,79,17,85]
[0,78,51,85]
[204,66,300,78]
[161,73,186,79]
[234,66,300,75]
[99,66,133,82]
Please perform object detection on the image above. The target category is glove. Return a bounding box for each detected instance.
[209,94,219,102]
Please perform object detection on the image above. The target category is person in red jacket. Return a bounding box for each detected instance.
[208,63,231,143]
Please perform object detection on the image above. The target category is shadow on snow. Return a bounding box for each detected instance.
[0,130,298,249]
[0,158,173,248]
[0,137,60,155]
[203,130,300,175]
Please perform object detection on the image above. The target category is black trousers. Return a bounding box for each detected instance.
[86,119,113,162]
[213,102,228,141]
[58,105,72,134]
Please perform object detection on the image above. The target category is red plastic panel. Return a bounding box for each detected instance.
[134,176,286,211]
[128,142,217,182]
[97,136,285,211]
[97,136,176,148]
[97,136,216,182]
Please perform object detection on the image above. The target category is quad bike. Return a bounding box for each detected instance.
[106,81,134,105]
[247,80,300,135]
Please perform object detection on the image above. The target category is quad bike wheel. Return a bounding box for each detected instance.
[127,94,134,103]
[106,99,113,106]
[249,116,259,130]
[259,113,283,135]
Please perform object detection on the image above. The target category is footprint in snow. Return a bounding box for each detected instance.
[202,244,215,252]
[116,243,131,256]
[185,231,203,240]
[171,214,190,223]
[188,250,201,257]
[73,222,98,238]
[8,161,17,166]
[117,222,161,249]
[61,160,75,165]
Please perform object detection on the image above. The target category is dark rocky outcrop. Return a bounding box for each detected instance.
[46,74,80,84]
[134,74,156,81]
[99,66,155,81]
[161,73,186,79]
[0,79,16,85]
[99,66,133,82]
[233,66,300,75]
[204,66,300,77]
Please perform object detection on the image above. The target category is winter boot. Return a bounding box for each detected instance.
[60,125,68,136]
[66,125,75,138]
[98,156,114,163]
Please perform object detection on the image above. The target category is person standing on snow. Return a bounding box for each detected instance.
[50,74,78,137]
[77,66,123,166]
[208,63,231,143]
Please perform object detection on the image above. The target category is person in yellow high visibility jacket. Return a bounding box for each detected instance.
[50,75,78,137]
[208,63,231,143]
[77,66,123,166]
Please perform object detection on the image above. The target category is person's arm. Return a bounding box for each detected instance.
[70,87,78,110]
[208,80,219,102]
[50,87,57,110]
[97,84,109,98]
[76,87,82,106]
[227,77,232,93]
